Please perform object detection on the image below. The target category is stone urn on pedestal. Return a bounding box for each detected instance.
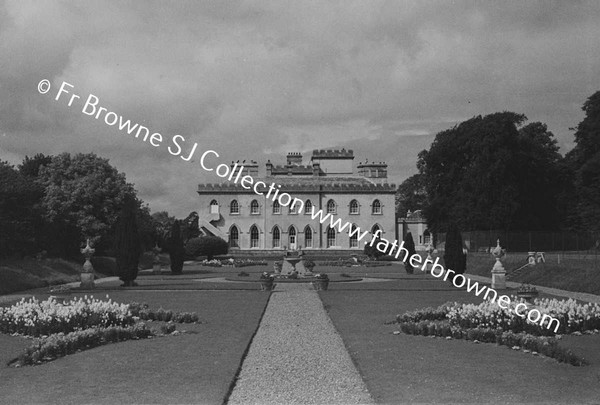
[312,273,329,291]
[424,243,434,274]
[260,272,275,291]
[80,239,95,290]
[491,239,506,290]
[152,243,162,275]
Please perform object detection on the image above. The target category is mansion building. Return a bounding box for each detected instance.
[197,149,396,251]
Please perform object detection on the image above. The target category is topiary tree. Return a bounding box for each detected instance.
[168,221,185,274]
[113,195,142,287]
[403,232,417,274]
[443,223,466,281]
[185,236,228,260]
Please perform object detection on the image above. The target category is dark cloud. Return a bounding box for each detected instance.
[1,0,599,217]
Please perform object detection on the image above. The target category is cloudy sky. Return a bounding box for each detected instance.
[1,1,599,217]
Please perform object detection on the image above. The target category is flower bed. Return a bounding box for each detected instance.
[398,321,587,366]
[128,302,200,323]
[398,298,600,336]
[0,296,133,337]
[12,324,153,367]
[395,298,600,366]
[199,258,268,267]
[1,296,201,366]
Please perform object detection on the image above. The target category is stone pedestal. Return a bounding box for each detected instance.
[80,272,95,290]
[80,239,95,290]
[281,251,310,276]
[491,258,506,289]
[281,257,308,275]
[423,243,434,274]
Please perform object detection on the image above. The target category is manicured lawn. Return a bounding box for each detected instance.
[320,281,600,404]
[0,290,270,404]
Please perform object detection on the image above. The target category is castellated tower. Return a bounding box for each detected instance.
[286,152,303,166]
[310,148,354,175]
[229,160,259,178]
[357,160,388,184]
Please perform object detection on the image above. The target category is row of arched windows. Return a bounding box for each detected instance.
[228,224,382,249]
[212,199,383,216]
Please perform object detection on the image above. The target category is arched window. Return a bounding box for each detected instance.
[370,224,381,245]
[423,229,431,245]
[372,199,382,214]
[272,226,281,248]
[288,226,297,249]
[230,200,239,214]
[327,199,336,214]
[250,225,259,248]
[250,199,260,215]
[327,227,336,248]
[349,224,359,248]
[273,200,281,214]
[304,200,312,215]
[229,226,239,248]
[304,226,313,248]
[210,200,219,214]
[349,199,359,214]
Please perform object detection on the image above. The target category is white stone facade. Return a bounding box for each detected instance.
[197,149,396,251]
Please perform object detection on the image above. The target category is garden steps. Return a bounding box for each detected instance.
[227,283,374,404]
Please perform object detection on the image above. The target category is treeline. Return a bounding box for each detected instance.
[397,90,600,235]
[0,152,190,259]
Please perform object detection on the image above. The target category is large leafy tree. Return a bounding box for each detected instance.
[396,173,427,217]
[36,153,138,251]
[18,153,53,178]
[0,161,44,257]
[419,112,565,232]
[151,211,176,248]
[565,91,600,232]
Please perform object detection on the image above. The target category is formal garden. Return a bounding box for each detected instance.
[1,253,600,403]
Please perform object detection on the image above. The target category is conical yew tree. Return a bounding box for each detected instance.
[169,220,185,274]
[443,223,466,281]
[113,195,142,287]
[403,232,417,274]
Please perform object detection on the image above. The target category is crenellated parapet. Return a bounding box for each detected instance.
[197,180,396,194]
[311,148,354,159]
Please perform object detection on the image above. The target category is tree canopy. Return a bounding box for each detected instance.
[396,173,427,217]
[417,112,565,232]
[36,153,139,249]
[565,90,600,232]
[0,161,44,257]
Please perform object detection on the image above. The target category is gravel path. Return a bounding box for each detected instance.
[227,283,374,405]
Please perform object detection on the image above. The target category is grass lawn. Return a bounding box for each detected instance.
[0,290,270,404]
[320,278,600,404]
